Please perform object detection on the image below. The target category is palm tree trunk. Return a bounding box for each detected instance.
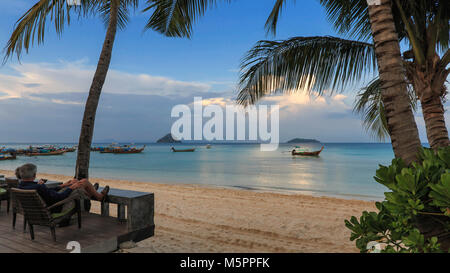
[421,95,450,149]
[409,61,450,149]
[366,0,421,164]
[75,0,119,179]
[414,69,450,251]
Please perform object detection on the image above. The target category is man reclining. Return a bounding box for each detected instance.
[17,163,109,213]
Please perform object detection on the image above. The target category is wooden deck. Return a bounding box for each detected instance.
[0,204,131,253]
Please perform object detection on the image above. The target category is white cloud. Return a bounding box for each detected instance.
[257,92,352,119]
[0,60,212,99]
[51,99,84,106]
[200,97,234,107]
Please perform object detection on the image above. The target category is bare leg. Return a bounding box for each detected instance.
[77,179,104,201]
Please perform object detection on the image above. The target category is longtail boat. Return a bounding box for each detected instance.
[100,145,146,154]
[0,153,17,161]
[171,147,195,153]
[63,147,76,152]
[291,146,324,156]
[25,150,66,156]
[99,149,115,154]
[0,148,16,154]
[113,146,145,154]
[15,149,31,155]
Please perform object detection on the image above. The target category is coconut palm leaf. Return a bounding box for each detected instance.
[354,77,418,141]
[319,0,409,42]
[99,0,139,30]
[237,36,376,106]
[320,0,450,56]
[1,0,140,61]
[143,0,231,38]
[265,0,292,36]
[3,0,104,61]
[319,0,372,41]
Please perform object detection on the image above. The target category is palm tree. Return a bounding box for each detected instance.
[238,0,423,164]
[74,0,122,179]
[365,0,422,163]
[322,0,450,149]
[240,0,450,154]
[4,0,187,179]
[4,0,138,179]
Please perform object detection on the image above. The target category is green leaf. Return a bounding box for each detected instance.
[237,36,376,106]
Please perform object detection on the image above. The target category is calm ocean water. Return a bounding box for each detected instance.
[0,143,397,201]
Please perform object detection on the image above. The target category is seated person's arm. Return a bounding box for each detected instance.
[60,179,78,188]
[37,184,73,206]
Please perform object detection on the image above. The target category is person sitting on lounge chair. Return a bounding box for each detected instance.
[18,164,109,212]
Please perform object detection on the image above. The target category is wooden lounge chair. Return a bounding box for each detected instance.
[0,188,8,212]
[3,178,21,215]
[5,178,28,231]
[10,188,82,241]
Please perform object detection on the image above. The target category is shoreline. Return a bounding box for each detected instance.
[220,185,384,202]
[1,168,376,252]
[0,166,384,202]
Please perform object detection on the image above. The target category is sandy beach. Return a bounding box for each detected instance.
[1,169,376,253]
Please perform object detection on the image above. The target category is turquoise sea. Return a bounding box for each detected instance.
[0,143,398,201]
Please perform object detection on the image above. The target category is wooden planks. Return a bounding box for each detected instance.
[0,204,128,253]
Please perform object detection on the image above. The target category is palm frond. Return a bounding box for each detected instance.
[318,0,414,42]
[319,0,450,55]
[319,0,373,41]
[353,77,418,141]
[3,0,102,62]
[237,36,376,106]
[99,0,139,30]
[143,0,231,38]
[265,0,294,36]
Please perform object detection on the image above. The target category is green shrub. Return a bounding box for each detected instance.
[345,147,450,253]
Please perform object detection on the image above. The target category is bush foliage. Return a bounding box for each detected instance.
[346,147,450,253]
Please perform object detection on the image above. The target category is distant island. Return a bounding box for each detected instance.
[286,138,321,144]
[157,133,181,143]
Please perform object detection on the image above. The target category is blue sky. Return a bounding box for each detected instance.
[0,0,443,143]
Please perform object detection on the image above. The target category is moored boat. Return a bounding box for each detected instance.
[100,145,146,154]
[171,147,195,153]
[15,149,31,155]
[0,153,17,161]
[291,146,324,156]
[25,150,66,156]
[0,148,16,154]
[63,147,76,152]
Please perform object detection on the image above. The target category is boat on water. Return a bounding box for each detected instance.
[206,144,212,149]
[25,150,66,156]
[0,153,17,161]
[0,148,16,154]
[63,147,76,152]
[171,147,195,153]
[291,146,324,156]
[15,148,31,155]
[100,145,146,154]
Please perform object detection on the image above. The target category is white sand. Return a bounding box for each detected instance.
[1,169,376,253]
